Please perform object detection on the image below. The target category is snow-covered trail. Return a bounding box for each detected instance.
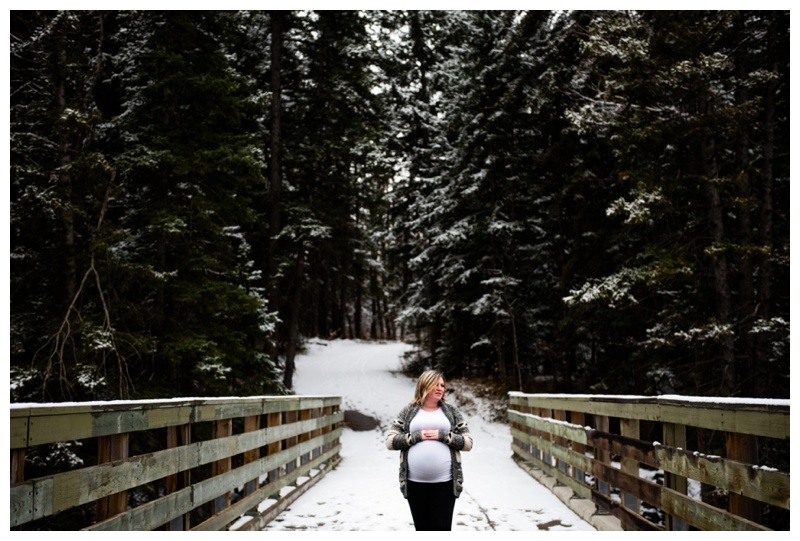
[260,339,595,532]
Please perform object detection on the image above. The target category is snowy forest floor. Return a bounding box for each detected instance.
[244,339,595,532]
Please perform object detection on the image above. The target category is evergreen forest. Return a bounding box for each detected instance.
[9,10,790,404]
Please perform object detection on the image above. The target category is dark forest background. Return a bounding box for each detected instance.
[9,10,790,404]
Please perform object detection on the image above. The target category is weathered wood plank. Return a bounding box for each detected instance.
[507,409,588,445]
[591,459,662,510]
[661,486,771,531]
[9,482,35,527]
[85,433,342,531]
[12,396,342,449]
[85,483,196,530]
[586,429,657,469]
[510,427,593,473]
[10,417,29,450]
[654,443,790,510]
[508,393,789,439]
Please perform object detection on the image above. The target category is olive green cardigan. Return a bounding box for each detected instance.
[385,401,473,498]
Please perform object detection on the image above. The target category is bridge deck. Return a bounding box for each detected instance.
[249,340,596,532]
[253,424,596,531]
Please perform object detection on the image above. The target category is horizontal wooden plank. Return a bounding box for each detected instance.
[509,394,658,419]
[508,393,789,439]
[9,482,35,526]
[508,409,588,445]
[654,443,790,510]
[661,486,771,531]
[510,427,593,473]
[11,396,342,449]
[591,459,662,510]
[586,429,658,469]
[9,417,29,450]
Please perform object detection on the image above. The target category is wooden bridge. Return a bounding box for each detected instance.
[10,393,789,531]
[509,393,790,531]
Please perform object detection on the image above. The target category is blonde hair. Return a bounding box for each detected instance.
[411,370,446,406]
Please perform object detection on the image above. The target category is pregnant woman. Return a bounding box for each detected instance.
[385,370,474,530]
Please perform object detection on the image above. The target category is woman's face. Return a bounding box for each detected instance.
[426,377,445,403]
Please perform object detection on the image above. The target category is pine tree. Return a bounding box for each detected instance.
[105,11,284,397]
[561,11,789,397]
[10,11,125,401]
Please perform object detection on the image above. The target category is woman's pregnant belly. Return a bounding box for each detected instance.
[408,440,452,482]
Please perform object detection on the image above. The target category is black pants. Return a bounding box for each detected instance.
[406,480,456,531]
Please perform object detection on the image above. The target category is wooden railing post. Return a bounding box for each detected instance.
[571,411,586,485]
[212,419,233,514]
[298,408,311,466]
[283,410,298,475]
[594,415,610,499]
[620,418,640,514]
[267,411,282,490]
[96,433,129,522]
[726,432,761,523]
[553,409,568,475]
[662,422,687,531]
[11,449,25,485]
[540,405,552,466]
[311,406,322,459]
[243,415,260,497]
[166,424,191,530]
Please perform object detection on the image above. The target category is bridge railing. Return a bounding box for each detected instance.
[10,395,342,531]
[508,393,789,531]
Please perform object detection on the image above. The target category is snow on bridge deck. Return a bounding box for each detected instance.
[252,340,595,531]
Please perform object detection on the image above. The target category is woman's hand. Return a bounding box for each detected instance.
[421,430,440,441]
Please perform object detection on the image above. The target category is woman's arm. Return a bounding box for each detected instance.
[385,406,423,450]
[439,405,474,451]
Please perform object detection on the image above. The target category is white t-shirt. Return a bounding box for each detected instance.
[407,407,452,483]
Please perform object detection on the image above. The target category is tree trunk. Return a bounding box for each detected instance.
[47,24,78,399]
[268,11,283,367]
[268,11,283,270]
[53,31,77,310]
[354,267,362,339]
[732,14,755,395]
[340,279,350,338]
[701,136,737,395]
[495,323,507,384]
[283,247,305,389]
[510,313,523,391]
[754,12,779,396]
